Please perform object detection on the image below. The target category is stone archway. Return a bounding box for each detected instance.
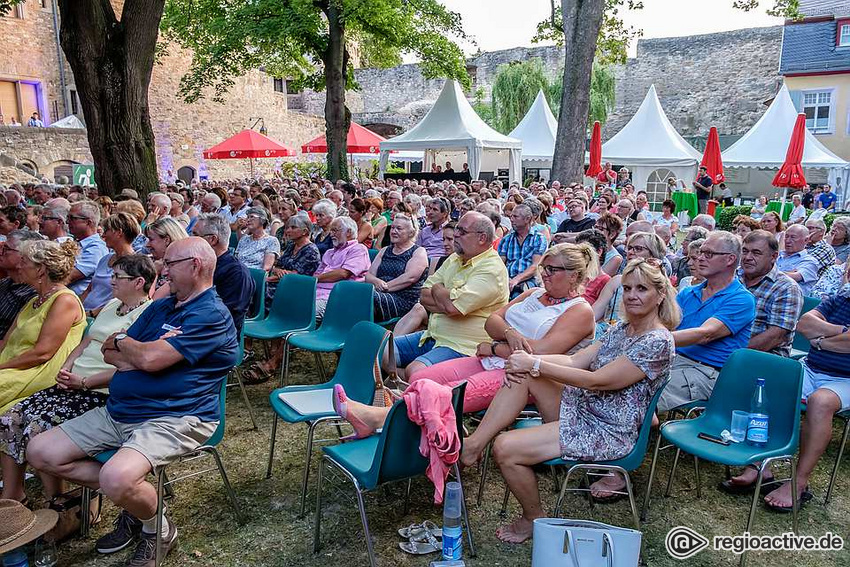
[177,165,196,184]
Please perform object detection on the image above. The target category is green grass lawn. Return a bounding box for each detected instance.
[56,352,850,567]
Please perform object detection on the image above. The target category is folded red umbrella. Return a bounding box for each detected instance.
[302,122,387,154]
[586,121,603,178]
[203,129,296,160]
[772,113,807,188]
[700,126,725,184]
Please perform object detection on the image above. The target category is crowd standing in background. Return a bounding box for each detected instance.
[0,170,849,562]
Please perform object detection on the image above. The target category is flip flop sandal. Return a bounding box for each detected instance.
[765,488,813,514]
[718,465,776,495]
[398,520,442,540]
[399,531,442,555]
[591,491,629,504]
[240,365,272,385]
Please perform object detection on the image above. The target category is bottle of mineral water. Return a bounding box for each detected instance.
[746,377,769,448]
[442,482,463,561]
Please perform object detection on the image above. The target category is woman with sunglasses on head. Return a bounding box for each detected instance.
[407,243,597,413]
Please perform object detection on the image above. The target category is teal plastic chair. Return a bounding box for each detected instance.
[246,267,267,321]
[229,231,240,251]
[824,409,850,505]
[80,379,241,567]
[266,321,391,516]
[790,296,821,359]
[243,274,317,384]
[228,327,258,429]
[499,379,670,531]
[645,350,803,567]
[282,281,374,386]
[314,383,475,567]
[368,247,379,261]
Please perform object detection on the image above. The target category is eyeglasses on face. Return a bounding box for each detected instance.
[626,244,650,254]
[540,264,570,276]
[698,248,734,259]
[162,257,195,268]
[111,273,137,281]
[454,226,483,236]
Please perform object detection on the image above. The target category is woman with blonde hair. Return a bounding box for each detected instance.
[145,216,188,299]
[0,240,86,415]
[406,242,598,412]
[468,258,679,542]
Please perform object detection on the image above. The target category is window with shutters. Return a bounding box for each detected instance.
[802,89,835,134]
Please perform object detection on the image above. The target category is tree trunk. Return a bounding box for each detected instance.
[323,3,350,181]
[551,0,606,184]
[58,0,162,198]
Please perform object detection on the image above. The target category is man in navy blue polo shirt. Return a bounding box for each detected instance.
[29,237,238,566]
[658,231,756,411]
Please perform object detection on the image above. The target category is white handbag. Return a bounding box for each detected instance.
[531,518,642,567]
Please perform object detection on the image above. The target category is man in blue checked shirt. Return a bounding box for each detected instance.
[498,203,547,299]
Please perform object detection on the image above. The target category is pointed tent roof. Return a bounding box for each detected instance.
[602,85,701,167]
[380,80,521,151]
[722,84,848,169]
[509,90,557,161]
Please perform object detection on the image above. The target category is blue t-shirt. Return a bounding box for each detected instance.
[807,294,850,378]
[106,287,238,423]
[676,278,756,367]
[818,192,837,210]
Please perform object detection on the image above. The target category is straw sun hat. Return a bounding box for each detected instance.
[0,499,58,555]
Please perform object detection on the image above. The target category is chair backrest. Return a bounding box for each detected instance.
[614,377,671,470]
[266,274,317,331]
[247,268,267,319]
[330,321,392,405]
[368,248,379,261]
[363,383,466,489]
[700,349,803,452]
[205,377,230,447]
[791,296,821,354]
[319,280,374,336]
[229,231,240,250]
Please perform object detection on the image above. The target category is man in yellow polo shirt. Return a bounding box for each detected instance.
[390,211,509,378]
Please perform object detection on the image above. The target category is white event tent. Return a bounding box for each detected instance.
[379,80,522,183]
[509,90,558,171]
[601,84,702,197]
[722,84,849,200]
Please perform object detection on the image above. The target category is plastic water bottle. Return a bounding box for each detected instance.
[746,377,769,447]
[2,550,29,567]
[442,482,463,561]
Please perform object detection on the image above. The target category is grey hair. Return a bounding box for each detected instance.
[685,226,710,242]
[7,228,46,245]
[245,206,269,227]
[286,214,313,235]
[202,193,222,209]
[805,218,827,231]
[708,230,742,261]
[332,216,358,240]
[513,203,534,219]
[404,194,422,210]
[71,200,101,225]
[522,198,542,218]
[831,216,850,245]
[312,198,337,218]
[149,193,170,210]
[195,213,230,244]
[692,214,716,230]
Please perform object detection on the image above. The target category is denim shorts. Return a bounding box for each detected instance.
[394,331,465,368]
[802,360,850,411]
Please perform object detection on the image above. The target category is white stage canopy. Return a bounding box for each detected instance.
[379,80,522,183]
[601,85,701,198]
[509,90,557,166]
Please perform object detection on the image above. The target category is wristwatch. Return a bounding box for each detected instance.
[80,376,88,391]
[814,336,825,351]
[113,333,128,352]
[530,357,541,378]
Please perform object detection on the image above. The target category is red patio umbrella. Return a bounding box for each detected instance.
[301,122,387,154]
[772,113,807,189]
[586,121,603,178]
[203,129,296,176]
[700,126,725,184]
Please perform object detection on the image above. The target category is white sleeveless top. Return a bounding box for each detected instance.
[481,289,587,370]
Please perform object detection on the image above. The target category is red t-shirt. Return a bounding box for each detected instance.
[582,273,612,304]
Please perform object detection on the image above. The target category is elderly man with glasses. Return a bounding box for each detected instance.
[659,231,756,411]
[66,201,109,296]
[804,218,836,278]
[778,224,821,296]
[0,229,43,336]
[39,205,73,243]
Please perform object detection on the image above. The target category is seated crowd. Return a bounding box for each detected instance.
[0,176,848,561]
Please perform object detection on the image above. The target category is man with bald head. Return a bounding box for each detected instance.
[388,211,508,378]
[778,224,821,296]
[29,236,238,563]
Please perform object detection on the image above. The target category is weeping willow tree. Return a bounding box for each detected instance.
[482,59,615,135]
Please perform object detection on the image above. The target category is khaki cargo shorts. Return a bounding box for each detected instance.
[657,354,720,413]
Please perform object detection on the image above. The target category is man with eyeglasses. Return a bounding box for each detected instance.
[554,197,594,241]
[777,224,820,296]
[659,231,756,412]
[66,201,109,296]
[39,205,73,243]
[804,218,835,278]
[28,237,238,566]
[0,229,43,337]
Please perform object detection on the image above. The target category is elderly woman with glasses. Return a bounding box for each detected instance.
[407,243,597,413]
[0,255,154,508]
[235,207,280,271]
[311,198,338,257]
[365,214,429,321]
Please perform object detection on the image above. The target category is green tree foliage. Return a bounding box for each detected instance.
[475,59,615,135]
[161,0,470,180]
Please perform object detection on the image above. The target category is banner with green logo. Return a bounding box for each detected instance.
[73,164,95,186]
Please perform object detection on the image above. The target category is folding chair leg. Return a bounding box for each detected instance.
[314,351,327,382]
[499,482,510,517]
[825,417,849,505]
[453,463,476,557]
[403,479,412,515]
[553,467,573,518]
[476,441,492,506]
[665,448,682,497]
[233,369,258,430]
[621,470,640,531]
[641,431,663,521]
[790,458,799,535]
[155,466,166,567]
[202,446,243,522]
[80,486,93,537]
[281,341,292,387]
[266,414,279,478]
[741,458,774,567]
[355,487,377,567]
[693,456,701,499]
[162,471,175,501]
[313,458,325,554]
[299,421,319,517]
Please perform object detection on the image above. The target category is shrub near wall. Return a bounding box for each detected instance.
[717,205,752,231]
